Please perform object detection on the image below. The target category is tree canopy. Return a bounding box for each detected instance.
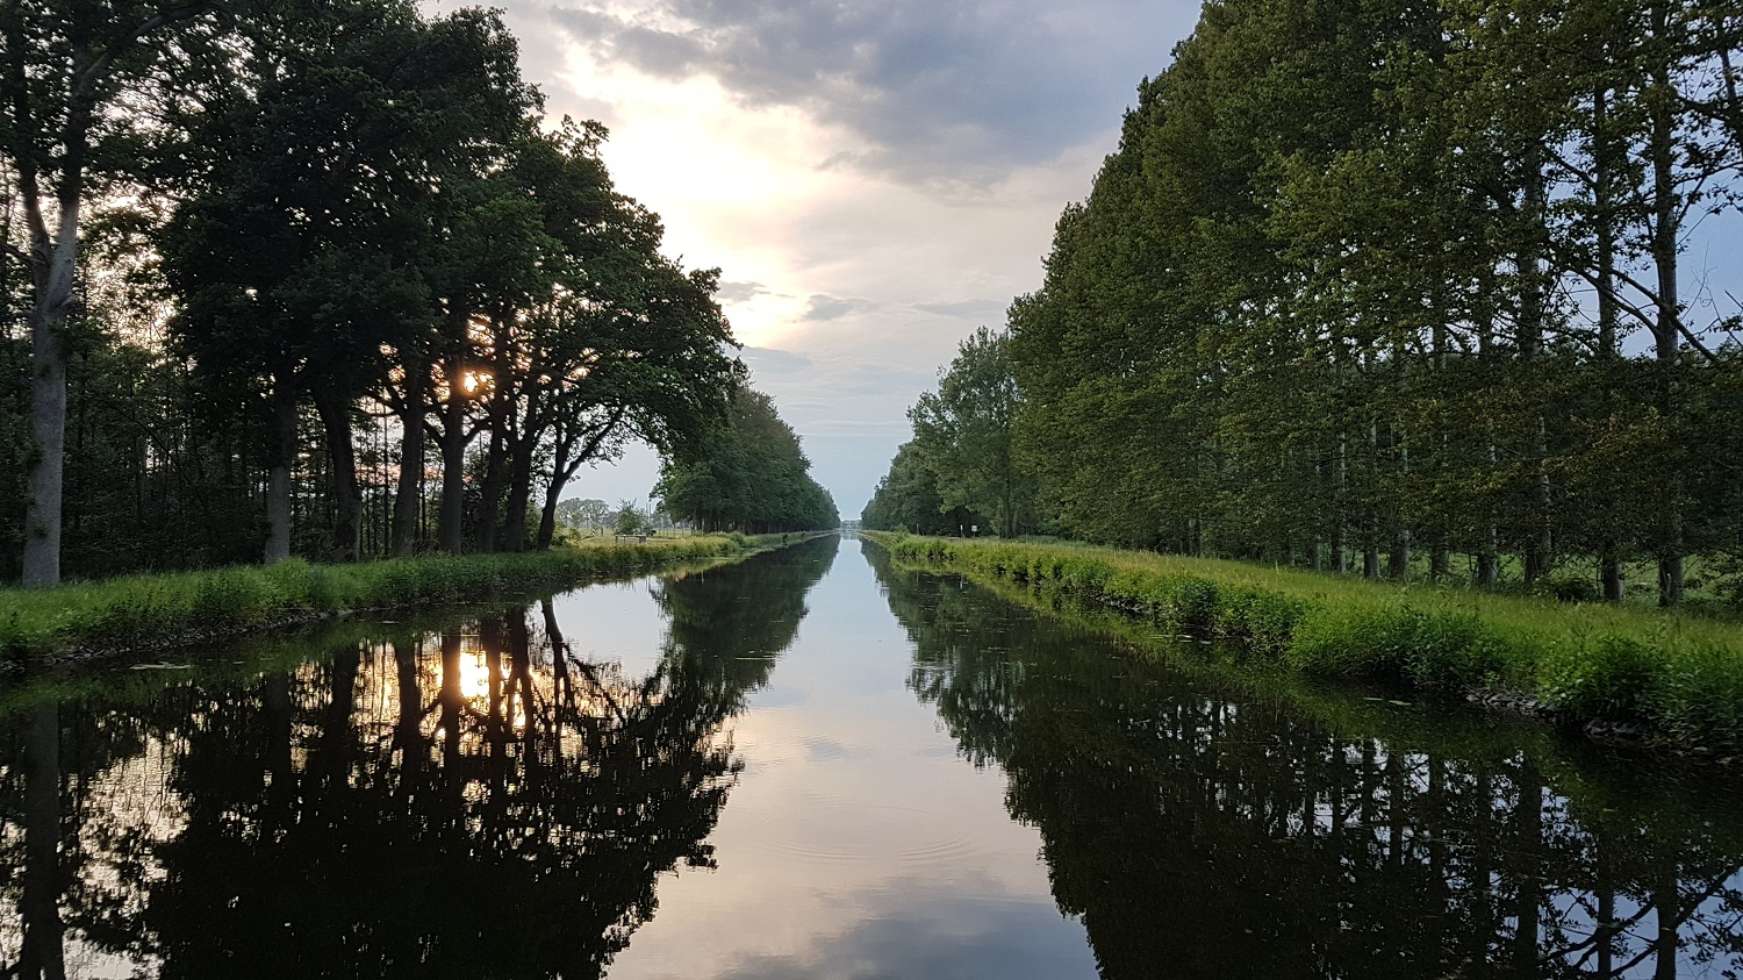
[656,387,839,533]
[2,0,757,580]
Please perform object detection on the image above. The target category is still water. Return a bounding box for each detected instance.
[3,535,1741,978]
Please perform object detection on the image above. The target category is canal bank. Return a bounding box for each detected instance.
[0,532,825,667]
[869,532,1743,758]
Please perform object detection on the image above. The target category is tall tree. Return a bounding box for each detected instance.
[3,0,225,584]
[908,326,1033,538]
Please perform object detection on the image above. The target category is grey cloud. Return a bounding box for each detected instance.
[742,345,815,375]
[716,279,774,303]
[800,293,872,321]
[914,298,1008,321]
[548,8,705,77]
[717,876,1093,979]
[545,0,1202,184]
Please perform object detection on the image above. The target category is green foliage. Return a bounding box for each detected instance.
[613,500,649,535]
[655,387,839,533]
[3,0,750,578]
[864,327,1037,537]
[861,441,977,534]
[875,532,1743,751]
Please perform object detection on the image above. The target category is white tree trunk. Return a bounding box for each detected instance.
[21,203,80,587]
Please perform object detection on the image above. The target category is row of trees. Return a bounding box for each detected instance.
[2,0,747,583]
[655,388,839,533]
[867,0,1743,604]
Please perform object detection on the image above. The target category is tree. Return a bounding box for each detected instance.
[908,326,1034,538]
[888,0,1743,606]
[2,0,228,584]
[655,387,838,533]
[556,497,610,532]
[861,440,978,535]
[159,1,532,562]
[612,499,648,535]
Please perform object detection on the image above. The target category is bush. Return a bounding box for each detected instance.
[1531,574,1601,605]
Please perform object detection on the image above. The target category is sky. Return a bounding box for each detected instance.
[437,0,1207,517]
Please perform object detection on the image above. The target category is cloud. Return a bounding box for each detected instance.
[914,298,1009,321]
[716,883,1094,979]
[515,0,1203,515]
[741,345,814,375]
[800,293,872,322]
[548,8,706,77]
[716,279,775,303]
[546,0,1200,183]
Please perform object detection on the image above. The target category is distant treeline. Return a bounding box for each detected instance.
[0,0,826,585]
[656,388,839,534]
[866,0,1743,606]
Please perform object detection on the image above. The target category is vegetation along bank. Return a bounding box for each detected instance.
[1,533,812,667]
[870,533,1743,756]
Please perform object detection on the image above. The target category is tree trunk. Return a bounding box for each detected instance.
[537,438,573,550]
[264,376,298,564]
[478,426,506,552]
[1389,430,1409,580]
[1331,430,1348,572]
[1532,414,1553,582]
[537,480,562,549]
[315,391,361,561]
[438,322,468,553]
[19,702,64,980]
[503,436,534,551]
[392,357,428,555]
[1649,18,1684,606]
[1519,146,1551,587]
[1595,82,1625,602]
[20,204,80,587]
[1364,417,1379,579]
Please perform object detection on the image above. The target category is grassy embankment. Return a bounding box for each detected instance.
[1,532,801,665]
[870,532,1743,752]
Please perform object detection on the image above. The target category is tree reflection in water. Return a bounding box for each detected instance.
[869,543,1743,979]
[0,537,836,978]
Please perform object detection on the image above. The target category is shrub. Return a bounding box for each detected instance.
[1531,574,1601,605]
[1537,635,1661,722]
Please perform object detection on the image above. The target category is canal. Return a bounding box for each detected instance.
[2,535,1740,977]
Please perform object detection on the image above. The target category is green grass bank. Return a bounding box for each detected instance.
[869,532,1743,753]
[1,532,805,665]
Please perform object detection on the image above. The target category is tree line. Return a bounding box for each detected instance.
[655,387,839,534]
[865,0,1743,606]
[0,0,816,585]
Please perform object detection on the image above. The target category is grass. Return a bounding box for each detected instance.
[1,532,794,664]
[870,532,1743,753]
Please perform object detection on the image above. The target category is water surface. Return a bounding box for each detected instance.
[2,536,1741,977]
